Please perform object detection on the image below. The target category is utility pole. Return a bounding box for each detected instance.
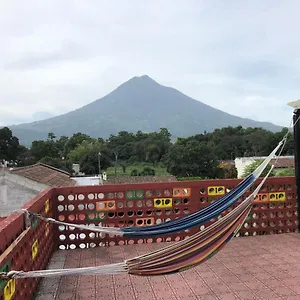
[113,151,118,178]
[288,99,300,231]
[98,152,101,177]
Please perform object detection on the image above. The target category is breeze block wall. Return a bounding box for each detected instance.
[53,176,297,250]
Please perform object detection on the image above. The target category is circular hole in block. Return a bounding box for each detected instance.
[128,240,134,245]
[137,219,143,225]
[58,225,65,231]
[68,204,75,211]
[68,215,75,221]
[57,205,64,212]
[146,219,152,225]
[127,201,134,208]
[156,218,162,224]
[165,199,170,205]
[137,210,143,216]
[200,198,206,203]
[173,189,180,196]
[78,214,85,221]
[270,221,276,227]
[88,213,95,220]
[97,202,105,210]
[164,189,171,197]
[165,218,171,222]
[69,234,76,240]
[59,245,66,250]
[118,212,124,218]
[59,235,66,241]
[58,215,65,221]
[117,201,124,208]
[79,233,86,239]
[183,198,189,204]
[146,210,152,216]
[78,194,85,201]
[183,208,190,214]
[146,200,152,207]
[108,212,115,218]
[156,210,162,216]
[147,238,153,243]
[118,240,125,245]
[68,195,74,201]
[78,204,85,211]
[109,241,115,246]
[155,199,161,206]
[118,221,125,227]
[174,199,181,205]
[88,193,95,200]
[79,243,86,249]
[90,243,96,248]
[58,195,65,202]
[98,193,105,199]
[165,209,171,215]
[89,232,95,239]
[128,220,134,226]
[200,225,205,231]
[155,190,162,197]
[146,190,153,197]
[107,192,114,199]
[88,203,95,210]
[278,211,284,218]
[156,238,162,243]
[137,239,143,244]
[286,211,293,217]
[174,208,180,214]
[117,192,124,199]
[127,211,134,217]
[136,200,143,207]
[108,201,114,208]
[200,188,206,194]
[175,236,181,242]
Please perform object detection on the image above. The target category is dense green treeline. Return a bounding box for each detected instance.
[0,126,294,179]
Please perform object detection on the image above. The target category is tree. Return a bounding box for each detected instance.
[80,151,111,175]
[30,140,60,161]
[67,140,103,163]
[0,127,22,162]
[242,160,275,178]
[277,167,295,176]
[64,133,93,155]
[165,140,223,178]
[39,156,73,173]
[47,132,56,141]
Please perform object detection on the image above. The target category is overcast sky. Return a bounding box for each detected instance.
[0,0,299,127]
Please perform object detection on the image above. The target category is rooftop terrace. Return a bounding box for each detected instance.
[36,233,300,300]
[0,176,298,300]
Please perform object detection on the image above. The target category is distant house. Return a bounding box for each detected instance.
[235,156,294,178]
[0,163,76,217]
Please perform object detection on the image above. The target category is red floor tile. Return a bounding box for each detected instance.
[36,233,300,300]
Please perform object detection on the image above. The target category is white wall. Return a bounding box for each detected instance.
[0,171,48,217]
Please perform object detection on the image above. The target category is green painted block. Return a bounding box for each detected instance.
[126,190,144,200]
[32,216,38,229]
[0,261,10,291]
[86,211,106,221]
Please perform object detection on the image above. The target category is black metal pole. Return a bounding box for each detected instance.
[293,109,300,232]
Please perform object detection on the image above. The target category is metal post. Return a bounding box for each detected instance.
[98,152,101,175]
[293,109,300,232]
[114,151,118,178]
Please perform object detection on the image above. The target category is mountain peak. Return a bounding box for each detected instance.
[127,75,158,85]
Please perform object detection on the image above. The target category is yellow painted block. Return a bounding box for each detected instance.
[45,223,50,237]
[208,186,225,196]
[154,198,172,208]
[45,199,50,213]
[4,279,15,300]
[32,240,38,260]
[269,192,286,202]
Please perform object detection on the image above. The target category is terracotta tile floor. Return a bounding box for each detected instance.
[36,233,300,300]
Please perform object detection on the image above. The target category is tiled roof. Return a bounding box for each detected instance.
[104,175,177,185]
[10,163,76,187]
[271,157,295,168]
